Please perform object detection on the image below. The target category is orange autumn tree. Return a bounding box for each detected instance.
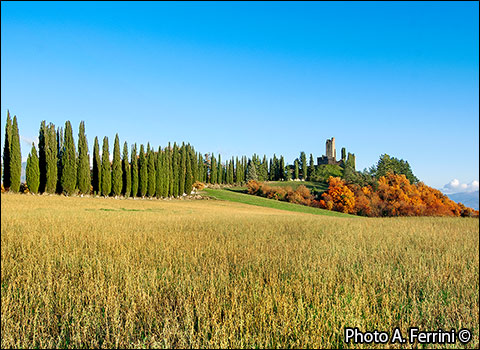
[319,176,356,214]
[318,174,478,217]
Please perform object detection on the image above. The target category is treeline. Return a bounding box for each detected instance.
[2,113,298,197]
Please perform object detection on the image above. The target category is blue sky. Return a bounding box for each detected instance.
[1,1,478,190]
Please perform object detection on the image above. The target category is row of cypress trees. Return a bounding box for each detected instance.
[3,115,298,197]
[2,111,22,192]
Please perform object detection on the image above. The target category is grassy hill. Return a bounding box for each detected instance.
[203,187,351,217]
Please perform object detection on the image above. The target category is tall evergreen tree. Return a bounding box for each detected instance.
[171,143,179,197]
[56,126,64,194]
[147,147,156,197]
[26,143,40,194]
[168,145,174,196]
[308,154,315,181]
[77,121,90,194]
[179,144,186,195]
[210,154,217,184]
[294,159,300,180]
[279,156,285,180]
[131,144,138,197]
[300,152,307,180]
[45,123,58,194]
[155,147,163,198]
[111,134,122,197]
[246,160,258,181]
[2,111,12,189]
[185,150,193,195]
[138,144,147,197]
[9,115,21,192]
[341,147,346,163]
[217,154,222,184]
[60,121,76,195]
[38,121,47,192]
[122,142,131,197]
[92,137,101,195]
[101,137,111,196]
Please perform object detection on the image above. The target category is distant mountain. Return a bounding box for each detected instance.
[447,191,479,210]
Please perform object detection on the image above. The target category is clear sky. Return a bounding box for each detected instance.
[1,1,478,190]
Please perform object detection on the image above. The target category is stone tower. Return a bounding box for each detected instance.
[325,137,336,160]
[317,137,341,165]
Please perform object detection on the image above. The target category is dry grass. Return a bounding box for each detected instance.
[1,193,478,348]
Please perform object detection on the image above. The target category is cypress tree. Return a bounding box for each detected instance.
[217,154,223,184]
[279,156,285,180]
[38,121,47,192]
[26,143,40,194]
[2,111,12,189]
[294,159,299,180]
[138,144,147,197]
[56,126,64,194]
[168,144,174,197]
[77,121,90,194]
[60,121,76,195]
[45,123,58,193]
[300,152,307,180]
[111,134,122,197]
[92,137,101,195]
[155,147,162,198]
[131,144,138,197]
[179,144,186,195]
[172,143,180,197]
[185,151,193,195]
[122,142,131,197]
[191,150,198,185]
[101,137,111,196]
[210,154,217,184]
[341,147,346,163]
[9,115,21,192]
[147,147,156,197]
[246,160,258,181]
[308,154,315,181]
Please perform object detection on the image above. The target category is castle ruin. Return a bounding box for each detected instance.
[317,137,342,166]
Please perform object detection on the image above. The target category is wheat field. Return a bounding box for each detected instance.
[1,193,478,348]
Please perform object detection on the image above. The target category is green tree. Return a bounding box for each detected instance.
[308,154,315,181]
[168,145,174,196]
[341,147,346,163]
[372,154,418,184]
[60,121,76,195]
[185,150,193,194]
[210,153,217,184]
[9,115,22,192]
[122,142,131,197]
[2,111,12,189]
[147,146,156,197]
[300,152,307,180]
[77,121,90,194]
[294,159,299,180]
[92,137,101,195]
[131,144,138,197]
[246,160,258,181]
[26,143,40,194]
[45,123,58,194]
[138,144,147,197]
[179,144,186,195]
[101,137,111,196]
[279,156,285,180]
[111,134,122,197]
[155,147,163,198]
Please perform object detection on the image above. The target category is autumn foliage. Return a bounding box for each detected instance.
[246,175,479,218]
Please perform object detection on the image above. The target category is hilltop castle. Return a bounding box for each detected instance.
[317,137,342,166]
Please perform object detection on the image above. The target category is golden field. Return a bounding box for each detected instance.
[1,193,479,349]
